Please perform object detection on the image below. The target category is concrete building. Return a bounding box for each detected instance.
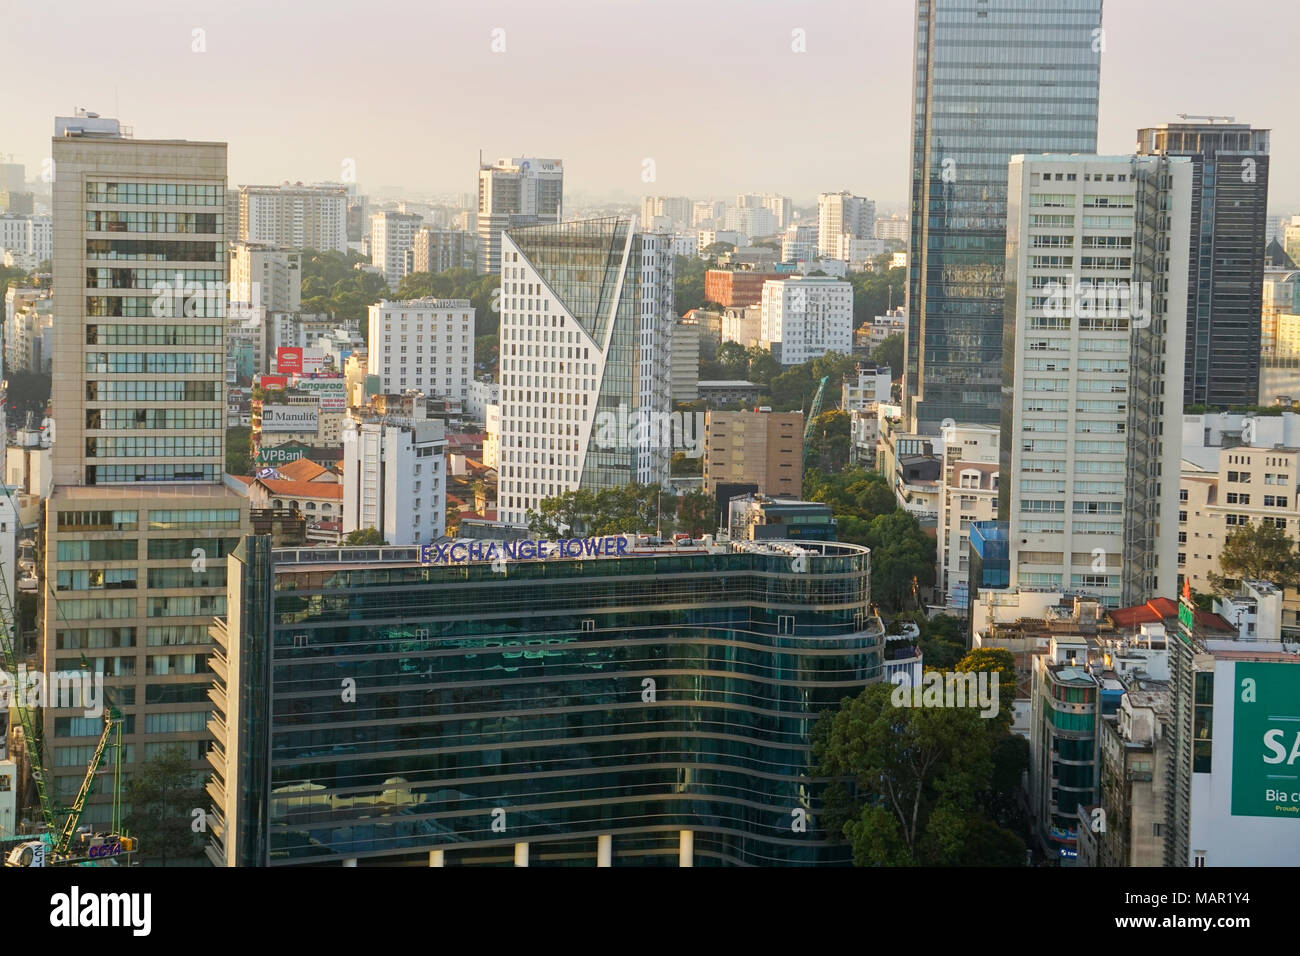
[366,298,474,402]
[874,215,908,242]
[816,192,874,259]
[1001,153,1192,609]
[496,218,672,526]
[369,211,423,289]
[842,364,892,412]
[0,213,51,269]
[476,157,563,275]
[728,494,835,541]
[723,205,777,242]
[238,182,348,252]
[410,227,476,275]
[1137,121,1271,408]
[760,276,853,366]
[671,318,700,403]
[1165,585,1300,866]
[697,380,760,408]
[1179,443,1300,639]
[720,305,763,349]
[229,241,300,315]
[44,116,250,829]
[937,424,1000,613]
[641,196,693,229]
[1095,677,1171,867]
[342,413,447,546]
[781,223,818,265]
[703,410,802,498]
[464,380,499,422]
[904,0,1103,433]
[697,229,744,253]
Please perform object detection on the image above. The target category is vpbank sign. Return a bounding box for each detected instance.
[1232,661,1300,818]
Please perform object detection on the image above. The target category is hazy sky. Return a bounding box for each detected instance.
[6,0,1298,209]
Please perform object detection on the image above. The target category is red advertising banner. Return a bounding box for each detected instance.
[260,374,289,390]
[276,347,304,374]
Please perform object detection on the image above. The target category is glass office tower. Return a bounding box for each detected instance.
[207,538,883,867]
[905,0,1103,433]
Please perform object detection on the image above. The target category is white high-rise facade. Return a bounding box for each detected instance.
[370,211,422,289]
[1002,153,1192,608]
[367,299,474,400]
[229,241,301,314]
[238,183,348,252]
[497,217,673,527]
[0,214,52,269]
[817,192,875,259]
[760,276,853,366]
[342,415,447,546]
[476,157,563,275]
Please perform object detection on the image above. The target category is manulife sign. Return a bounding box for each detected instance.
[1232,661,1300,818]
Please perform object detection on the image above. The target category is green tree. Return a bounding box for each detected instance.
[955,647,1019,734]
[716,342,750,379]
[814,683,1010,865]
[702,241,736,258]
[808,409,850,472]
[343,527,386,545]
[870,333,904,380]
[527,483,669,538]
[123,746,208,866]
[745,347,781,389]
[225,426,252,475]
[676,489,714,536]
[671,450,703,476]
[475,334,499,370]
[918,614,967,670]
[861,510,936,611]
[1209,521,1300,591]
[848,266,906,328]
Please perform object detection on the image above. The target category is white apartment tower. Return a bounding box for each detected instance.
[817,192,875,259]
[238,183,348,252]
[45,115,249,827]
[760,276,853,366]
[229,241,301,314]
[367,299,474,401]
[369,211,423,289]
[1001,154,1192,608]
[497,217,673,526]
[342,414,447,546]
[477,157,563,275]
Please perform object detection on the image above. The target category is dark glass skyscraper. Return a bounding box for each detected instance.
[905,0,1103,432]
[207,537,883,867]
[1136,121,1271,409]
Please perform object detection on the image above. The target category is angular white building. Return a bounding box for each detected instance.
[760,276,853,366]
[496,217,673,527]
[1001,153,1192,607]
[367,298,474,401]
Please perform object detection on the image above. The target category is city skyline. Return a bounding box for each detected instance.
[3,0,1299,209]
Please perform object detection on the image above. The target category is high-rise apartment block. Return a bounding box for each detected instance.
[1137,120,1270,408]
[238,182,348,252]
[45,116,249,827]
[229,241,301,315]
[905,0,1103,433]
[366,298,474,401]
[1000,153,1191,608]
[816,192,875,259]
[760,276,853,365]
[369,211,422,289]
[342,413,447,546]
[410,227,476,274]
[476,157,563,275]
[496,218,673,526]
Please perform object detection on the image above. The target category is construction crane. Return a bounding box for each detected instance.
[0,482,135,866]
[802,375,830,464]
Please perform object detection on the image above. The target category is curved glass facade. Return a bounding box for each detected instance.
[209,539,882,866]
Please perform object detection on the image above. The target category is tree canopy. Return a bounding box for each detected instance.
[1210,521,1300,591]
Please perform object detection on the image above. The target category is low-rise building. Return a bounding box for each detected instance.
[727,494,835,542]
[704,410,802,498]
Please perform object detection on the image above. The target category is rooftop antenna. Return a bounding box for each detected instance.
[1177,113,1236,123]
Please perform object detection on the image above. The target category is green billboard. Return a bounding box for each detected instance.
[256,444,310,466]
[1232,661,1300,818]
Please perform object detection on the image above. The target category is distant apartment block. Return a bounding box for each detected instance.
[229,241,301,314]
[760,276,853,365]
[477,157,563,274]
[367,298,474,400]
[816,192,874,259]
[411,227,476,274]
[704,269,781,308]
[238,182,348,252]
[370,211,423,288]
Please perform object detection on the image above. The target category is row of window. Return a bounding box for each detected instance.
[86,211,222,233]
[87,408,223,430]
[86,182,224,205]
[54,626,211,649]
[85,436,222,458]
[86,324,222,346]
[86,380,220,403]
[86,464,221,483]
[85,239,223,261]
[86,295,223,318]
[85,353,222,374]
